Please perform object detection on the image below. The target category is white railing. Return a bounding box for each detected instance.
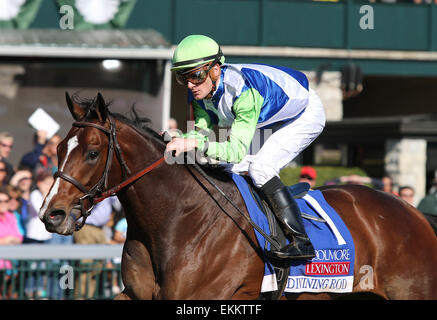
[0,244,123,260]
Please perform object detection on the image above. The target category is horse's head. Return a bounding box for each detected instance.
[39,92,121,235]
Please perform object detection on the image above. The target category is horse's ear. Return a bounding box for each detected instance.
[95,92,108,124]
[66,92,85,121]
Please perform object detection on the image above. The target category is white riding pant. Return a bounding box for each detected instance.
[227,88,326,188]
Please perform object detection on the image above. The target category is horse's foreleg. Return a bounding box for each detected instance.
[120,239,157,299]
[114,291,132,300]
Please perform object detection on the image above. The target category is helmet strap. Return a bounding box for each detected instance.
[206,67,220,99]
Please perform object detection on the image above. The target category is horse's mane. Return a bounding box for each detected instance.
[72,94,166,147]
[72,94,232,182]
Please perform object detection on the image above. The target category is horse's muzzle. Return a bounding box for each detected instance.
[44,208,67,231]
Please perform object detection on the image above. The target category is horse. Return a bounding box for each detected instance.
[39,92,437,300]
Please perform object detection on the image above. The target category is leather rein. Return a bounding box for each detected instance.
[54,115,165,231]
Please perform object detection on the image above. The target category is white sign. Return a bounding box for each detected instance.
[27,108,60,139]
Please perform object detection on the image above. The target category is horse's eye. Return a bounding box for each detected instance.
[87,150,99,161]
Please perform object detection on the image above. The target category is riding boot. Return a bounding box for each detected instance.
[261,176,316,260]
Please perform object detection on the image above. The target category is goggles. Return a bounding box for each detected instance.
[174,51,222,86]
[175,64,212,86]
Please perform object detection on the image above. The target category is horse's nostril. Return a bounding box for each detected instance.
[45,209,66,227]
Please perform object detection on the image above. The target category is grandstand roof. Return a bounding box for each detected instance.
[0,29,173,59]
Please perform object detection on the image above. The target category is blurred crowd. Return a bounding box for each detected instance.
[0,130,126,299]
[298,165,437,214]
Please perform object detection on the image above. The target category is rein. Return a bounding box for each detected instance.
[54,115,164,231]
[93,157,165,203]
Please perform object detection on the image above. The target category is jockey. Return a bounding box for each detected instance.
[166,35,326,260]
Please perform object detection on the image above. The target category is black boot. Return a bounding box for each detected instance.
[261,176,315,261]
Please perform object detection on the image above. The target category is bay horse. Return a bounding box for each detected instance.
[39,93,437,299]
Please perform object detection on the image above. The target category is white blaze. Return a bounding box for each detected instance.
[39,135,79,219]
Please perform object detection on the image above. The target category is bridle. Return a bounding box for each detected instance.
[54,115,165,231]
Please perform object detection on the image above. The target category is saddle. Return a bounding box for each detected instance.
[242,176,311,300]
[189,163,338,298]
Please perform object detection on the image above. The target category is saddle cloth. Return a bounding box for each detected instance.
[232,173,355,294]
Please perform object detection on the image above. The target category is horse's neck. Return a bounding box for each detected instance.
[113,127,194,236]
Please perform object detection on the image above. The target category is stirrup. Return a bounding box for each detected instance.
[266,236,315,261]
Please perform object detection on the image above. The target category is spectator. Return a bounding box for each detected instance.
[0,132,15,183]
[113,217,127,244]
[103,207,124,243]
[426,171,437,195]
[0,186,23,299]
[24,168,53,244]
[10,169,33,201]
[73,196,122,298]
[20,133,61,176]
[0,160,8,187]
[24,168,53,299]
[7,185,25,237]
[398,186,415,206]
[38,134,61,175]
[74,196,122,245]
[108,212,126,295]
[168,117,178,131]
[9,169,33,237]
[103,212,115,244]
[298,166,317,188]
[19,130,48,173]
[417,178,437,216]
[381,175,398,195]
[0,186,23,246]
[5,184,24,294]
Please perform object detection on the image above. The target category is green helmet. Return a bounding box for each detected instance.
[171,35,225,72]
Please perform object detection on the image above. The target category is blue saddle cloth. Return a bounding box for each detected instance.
[232,173,355,294]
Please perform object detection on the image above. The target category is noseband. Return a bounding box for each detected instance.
[54,115,165,231]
